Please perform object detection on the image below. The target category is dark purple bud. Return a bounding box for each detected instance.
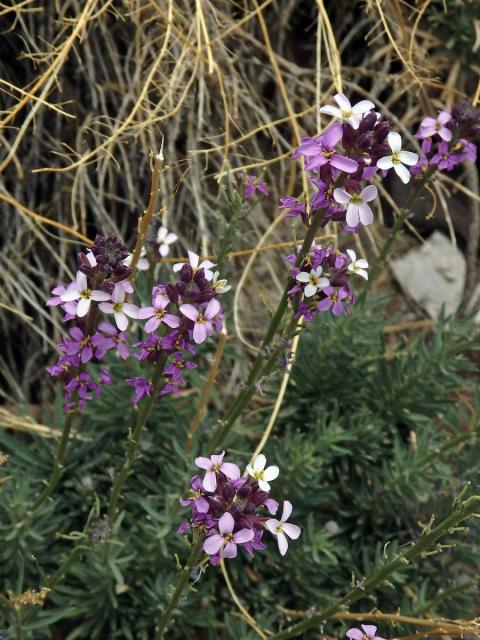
[181,264,193,283]
[165,283,179,303]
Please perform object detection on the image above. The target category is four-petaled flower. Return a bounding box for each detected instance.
[377,132,418,184]
[212,272,231,294]
[320,93,375,129]
[246,454,279,492]
[180,476,209,513]
[266,500,301,556]
[346,625,387,640]
[346,249,369,280]
[180,298,221,344]
[292,124,358,174]
[296,266,329,298]
[419,110,452,142]
[204,512,254,559]
[173,250,216,281]
[318,286,349,316]
[195,451,240,491]
[157,226,178,257]
[99,285,139,331]
[60,272,110,317]
[138,293,180,333]
[333,185,378,227]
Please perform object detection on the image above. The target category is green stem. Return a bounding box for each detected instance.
[107,354,168,522]
[269,495,480,639]
[23,411,76,518]
[359,170,435,305]
[155,537,203,639]
[207,211,324,450]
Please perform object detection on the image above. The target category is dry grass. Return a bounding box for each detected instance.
[0,0,478,404]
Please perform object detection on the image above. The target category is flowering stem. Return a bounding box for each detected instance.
[207,211,324,451]
[359,170,435,304]
[22,411,76,518]
[268,494,480,640]
[106,353,168,522]
[154,536,203,639]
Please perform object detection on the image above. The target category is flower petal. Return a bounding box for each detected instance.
[114,311,128,331]
[265,518,279,534]
[304,283,317,298]
[138,307,155,319]
[203,534,224,555]
[77,297,91,317]
[122,303,139,319]
[319,104,342,118]
[233,528,254,544]
[346,629,364,640]
[398,150,419,166]
[361,625,377,638]
[333,187,351,204]
[333,93,351,112]
[91,290,110,301]
[296,271,311,283]
[180,304,199,321]
[277,531,289,556]
[258,479,271,492]
[205,298,220,320]
[281,500,293,522]
[331,154,358,173]
[282,523,301,540]
[352,99,375,114]
[221,541,237,558]
[220,462,241,480]
[60,288,80,302]
[263,465,279,481]
[393,162,412,184]
[195,456,212,471]
[193,322,207,344]
[218,512,234,535]
[360,184,378,202]
[203,470,217,492]
[387,131,402,153]
[253,454,266,472]
[376,156,394,170]
[358,203,374,226]
[346,203,360,227]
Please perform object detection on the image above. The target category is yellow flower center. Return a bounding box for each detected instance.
[276,524,284,534]
[224,533,233,543]
[350,194,363,205]
[155,309,165,319]
[113,302,123,312]
[435,123,441,130]
[322,149,333,158]
[391,152,401,164]
[81,336,90,347]
[253,470,264,480]
[309,275,318,286]
[80,289,92,299]
[342,110,352,118]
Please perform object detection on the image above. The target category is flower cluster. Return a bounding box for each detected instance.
[46,235,228,411]
[414,100,480,174]
[179,452,301,564]
[285,243,368,319]
[286,93,419,233]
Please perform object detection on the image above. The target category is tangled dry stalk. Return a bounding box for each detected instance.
[0,0,478,414]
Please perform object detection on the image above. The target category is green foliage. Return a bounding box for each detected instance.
[427,0,480,65]
[0,299,479,638]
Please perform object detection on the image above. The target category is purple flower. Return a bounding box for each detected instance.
[292,124,358,174]
[244,174,269,199]
[317,286,349,316]
[419,110,452,141]
[180,476,209,513]
[430,141,459,171]
[179,298,221,344]
[138,291,180,333]
[346,626,386,640]
[60,327,95,363]
[203,512,254,559]
[95,321,130,359]
[126,377,153,404]
[279,196,308,224]
[46,354,80,377]
[165,355,197,380]
[195,451,240,491]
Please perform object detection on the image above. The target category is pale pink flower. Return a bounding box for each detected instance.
[173,250,216,281]
[419,110,452,142]
[138,294,180,333]
[347,625,386,640]
[195,451,240,491]
[179,298,221,344]
[320,93,375,129]
[99,285,139,331]
[333,185,378,227]
[266,500,301,556]
[60,271,110,318]
[203,512,254,558]
[157,226,178,257]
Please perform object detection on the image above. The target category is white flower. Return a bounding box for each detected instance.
[157,226,178,257]
[173,250,216,281]
[376,132,418,184]
[320,93,375,129]
[99,284,139,331]
[59,271,110,317]
[333,185,378,227]
[266,501,301,556]
[123,248,149,271]
[212,271,231,294]
[246,454,279,492]
[296,266,329,297]
[346,249,369,281]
